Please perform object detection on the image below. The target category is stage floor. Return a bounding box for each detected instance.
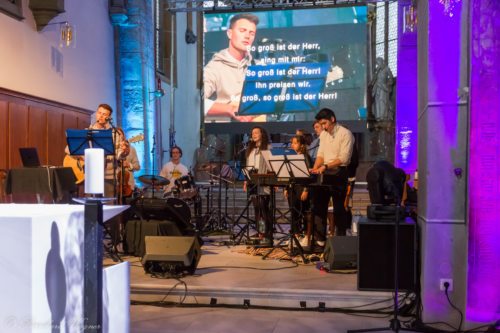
[106,235,394,310]
[109,235,402,332]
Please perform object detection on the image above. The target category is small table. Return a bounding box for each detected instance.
[5,167,77,203]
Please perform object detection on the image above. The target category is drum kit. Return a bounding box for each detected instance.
[130,135,235,234]
[131,161,234,235]
[129,174,199,229]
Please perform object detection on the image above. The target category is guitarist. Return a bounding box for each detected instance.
[116,128,141,197]
[65,104,128,198]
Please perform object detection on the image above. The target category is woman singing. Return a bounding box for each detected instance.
[244,126,272,246]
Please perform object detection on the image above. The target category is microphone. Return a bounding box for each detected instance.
[106,117,113,122]
[307,143,319,151]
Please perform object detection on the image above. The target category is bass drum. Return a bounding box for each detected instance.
[165,197,192,233]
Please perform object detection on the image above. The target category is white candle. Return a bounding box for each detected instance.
[84,148,104,195]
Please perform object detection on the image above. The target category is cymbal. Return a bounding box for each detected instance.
[197,163,217,171]
[138,174,170,186]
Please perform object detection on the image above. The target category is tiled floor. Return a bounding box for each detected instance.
[130,305,395,333]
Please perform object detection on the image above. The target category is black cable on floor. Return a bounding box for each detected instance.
[444,284,463,333]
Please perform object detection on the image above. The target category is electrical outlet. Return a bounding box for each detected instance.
[440,278,453,291]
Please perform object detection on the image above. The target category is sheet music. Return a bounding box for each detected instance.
[262,151,310,179]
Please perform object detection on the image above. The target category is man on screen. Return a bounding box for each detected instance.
[204,13,259,122]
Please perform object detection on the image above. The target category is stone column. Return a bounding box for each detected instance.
[112,0,155,173]
[417,0,469,324]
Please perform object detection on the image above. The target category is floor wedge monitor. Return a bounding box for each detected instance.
[323,236,358,270]
[142,236,202,276]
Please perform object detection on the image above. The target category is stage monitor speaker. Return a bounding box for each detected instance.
[357,218,417,291]
[142,236,202,276]
[323,236,358,270]
[124,219,182,257]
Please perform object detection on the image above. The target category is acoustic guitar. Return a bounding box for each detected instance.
[63,133,144,184]
[63,155,85,184]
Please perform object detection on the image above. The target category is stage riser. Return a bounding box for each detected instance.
[130,287,393,309]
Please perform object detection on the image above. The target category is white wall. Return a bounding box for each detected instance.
[0,0,116,111]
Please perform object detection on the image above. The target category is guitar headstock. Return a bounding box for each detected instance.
[129,133,144,144]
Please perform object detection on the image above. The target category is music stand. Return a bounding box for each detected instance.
[66,129,115,156]
[261,150,310,263]
[66,129,121,262]
[231,166,258,245]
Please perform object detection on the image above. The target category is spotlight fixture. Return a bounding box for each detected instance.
[299,301,307,308]
[150,77,165,98]
[210,298,217,306]
[150,89,165,98]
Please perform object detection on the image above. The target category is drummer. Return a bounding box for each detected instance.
[159,146,189,194]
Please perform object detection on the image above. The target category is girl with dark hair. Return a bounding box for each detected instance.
[284,135,313,247]
[244,126,272,246]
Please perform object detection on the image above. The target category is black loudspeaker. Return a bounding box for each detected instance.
[357,218,417,291]
[124,220,182,257]
[323,236,358,270]
[133,197,193,234]
[142,236,202,276]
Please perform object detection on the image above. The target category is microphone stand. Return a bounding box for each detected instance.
[200,142,226,232]
[150,134,158,198]
[107,118,118,203]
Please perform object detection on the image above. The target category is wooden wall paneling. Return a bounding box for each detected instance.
[28,105,48,165]
[77,113,91,129]
[0,101,8,170]
[1,88,93,170]
[47,108,65,167]
[8,102,29,169]
[63,111,79,133]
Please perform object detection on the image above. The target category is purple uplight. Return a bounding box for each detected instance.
[467,0,500,321]
[396,0,418,174]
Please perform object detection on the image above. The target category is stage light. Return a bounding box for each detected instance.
[150,89,165,98]
[210,298,217,305]
[366,161,406,206]
[300,301,307,308]
[366,161,407,220]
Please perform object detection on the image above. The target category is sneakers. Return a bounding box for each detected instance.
[298,235,309,248]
